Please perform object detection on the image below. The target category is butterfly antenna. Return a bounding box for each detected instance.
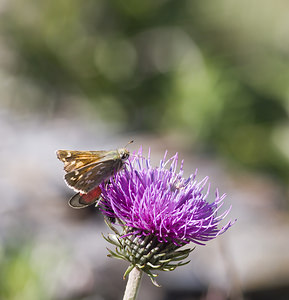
[125,140,134,148]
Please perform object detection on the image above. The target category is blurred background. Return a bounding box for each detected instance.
[1,0,289,299]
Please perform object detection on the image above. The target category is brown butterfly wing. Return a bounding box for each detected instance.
[64,159,123,193]
[56,150,108,172]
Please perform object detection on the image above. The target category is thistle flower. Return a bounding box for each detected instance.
[100,148,234,286]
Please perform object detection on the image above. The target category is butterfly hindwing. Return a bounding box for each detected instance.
[64,159,123,193]
[69,186,102,208]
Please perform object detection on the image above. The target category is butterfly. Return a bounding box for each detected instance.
[56,144,132,208]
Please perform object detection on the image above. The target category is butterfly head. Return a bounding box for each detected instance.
[118,148,130,161]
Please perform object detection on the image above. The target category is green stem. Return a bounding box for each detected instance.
[123,267,143,300]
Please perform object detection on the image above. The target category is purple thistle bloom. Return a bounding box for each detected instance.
[100,148,234,246]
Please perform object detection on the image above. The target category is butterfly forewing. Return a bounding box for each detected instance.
[56,150,108,172]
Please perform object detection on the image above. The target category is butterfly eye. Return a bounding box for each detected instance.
[122,153,129,160]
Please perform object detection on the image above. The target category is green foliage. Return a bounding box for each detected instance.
[0,243,50,300]
[1,0,289,180]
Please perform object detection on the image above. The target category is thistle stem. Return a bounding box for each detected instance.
[123,267,143,300]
